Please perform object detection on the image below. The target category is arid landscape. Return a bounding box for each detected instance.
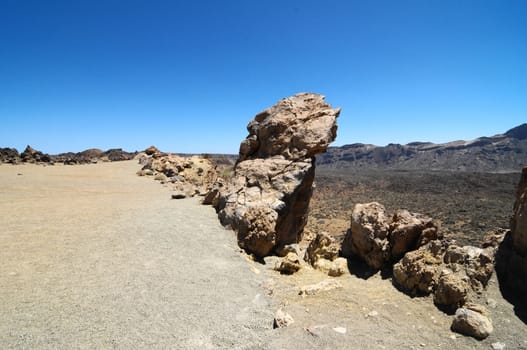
[1,94,526,349]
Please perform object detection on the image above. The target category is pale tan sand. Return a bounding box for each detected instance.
[1,161,525,349]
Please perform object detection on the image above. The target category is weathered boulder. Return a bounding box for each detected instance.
[433,271,469,310]
[342,203,440,270]
[392,240,445,295]
[451,304,493,339]
[304,231,340,265]
[341,202,390,269]
[274,252,302,274]
[214,93,340,257]
[390,210,440,259]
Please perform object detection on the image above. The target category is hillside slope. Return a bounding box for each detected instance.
[317,124,527,172]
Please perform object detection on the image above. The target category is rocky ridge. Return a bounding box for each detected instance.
[318,123,527,172]
[0,145,137,165]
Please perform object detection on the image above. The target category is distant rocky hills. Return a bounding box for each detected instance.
[0,145,136,165]
[317,124,527,172]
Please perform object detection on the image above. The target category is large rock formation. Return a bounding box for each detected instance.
[214,93,340,257]
[497,166,527,295]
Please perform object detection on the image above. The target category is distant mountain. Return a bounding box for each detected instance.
[317,124,527,172]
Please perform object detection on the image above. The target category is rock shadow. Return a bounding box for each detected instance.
[345,256,393,280]
[495,233,527,324]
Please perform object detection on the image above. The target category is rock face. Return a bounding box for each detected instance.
[214,93,340,257]
[341,202,440,269]
[0,148,20,164]
[497,166,527,294]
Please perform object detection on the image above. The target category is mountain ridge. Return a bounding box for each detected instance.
[317,123,527,172]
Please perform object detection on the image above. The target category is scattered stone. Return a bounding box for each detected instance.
[314,257,348,277]
[273,309,294,329]
[333,327,346,334]
[451,304,493,339]
[366,310,379,318]
[274,252,301,274]
[214,93,340,257]
[491,342,506,350]
[299,279,343,296]
[154,173,167,181]
[171,192,187,199]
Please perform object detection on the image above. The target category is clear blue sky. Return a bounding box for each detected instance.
[1,0,526,154]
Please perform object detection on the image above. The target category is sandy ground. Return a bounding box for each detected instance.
[1,161,526,349]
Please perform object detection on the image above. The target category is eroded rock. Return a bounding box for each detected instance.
[214,93,340,257]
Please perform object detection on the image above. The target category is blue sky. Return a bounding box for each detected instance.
[1,0,526,154]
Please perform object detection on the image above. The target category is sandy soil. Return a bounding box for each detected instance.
[1,161,526,349]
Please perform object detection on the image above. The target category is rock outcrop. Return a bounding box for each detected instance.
[341,202,440,269]
[137,147,218,198]
[213,93,340,257]
[0,148,20,164]
[393,239,497,311]
[496,165,527,295]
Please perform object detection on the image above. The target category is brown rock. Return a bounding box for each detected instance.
[304,231,340,266]
[390,210,440,260]
[215,93,340,257]
[341,202,390,269]
[392,241,444,295]
[433,271,469,310]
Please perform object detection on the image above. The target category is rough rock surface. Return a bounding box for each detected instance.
[393,239,497,310]
[214,93,340,257]
[274,252,302,275]
[273,309,294,328]
[451,304,493,339]
[341,202,440,269]
[137,148,218,198]
[0,148,20,164]
[498,166,527,294]
[298,279,343,296]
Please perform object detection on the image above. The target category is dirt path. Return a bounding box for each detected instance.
[1,161,526,349]
[0,161,274,349]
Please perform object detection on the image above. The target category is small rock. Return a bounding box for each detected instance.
[366,310,379,318]
[299,279,342,296]
[171,192,186,199]
[333,327,346,334]
[273,309,294,328]
[491,342,506,350]
[451,305,493,339]
[274,252,301,274]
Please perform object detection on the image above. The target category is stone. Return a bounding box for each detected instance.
[341,202,390,269]
[491,342,506,350]
[273,309,294,328]
[215,93,340,257]
[390,210,440,260]
[304,231,340,266]
[275,244,300,257]
[274,252,301,274]
[171,192,186,199]
[433,271,469,310]
[314,257,348,277]
[451,305,493,339]
[392,242,444,295]
[299,279,343,296]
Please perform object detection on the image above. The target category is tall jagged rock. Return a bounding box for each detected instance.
[214,93,340,257]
